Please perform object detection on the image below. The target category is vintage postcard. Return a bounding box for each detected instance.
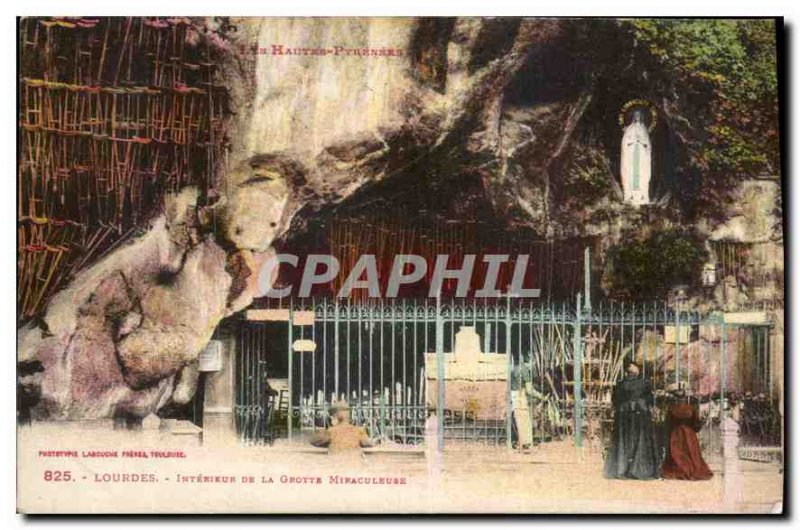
[16,16,784,514]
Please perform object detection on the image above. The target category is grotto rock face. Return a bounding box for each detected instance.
[115,237,232,390]
[16,17,614,420]
[20,18,771,420]
[18,187,237,419]
[709,179,782,244]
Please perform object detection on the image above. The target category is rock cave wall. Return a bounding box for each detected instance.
[18,17,782,421]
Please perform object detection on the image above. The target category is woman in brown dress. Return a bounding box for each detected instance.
[661,387,713,480]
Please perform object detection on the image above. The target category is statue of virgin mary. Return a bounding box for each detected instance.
[620,109,652,206]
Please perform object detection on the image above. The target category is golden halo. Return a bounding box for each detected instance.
[618,98,657,132]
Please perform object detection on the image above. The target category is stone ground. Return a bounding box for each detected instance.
[17,424,783,514]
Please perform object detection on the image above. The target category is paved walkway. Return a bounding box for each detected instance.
[18,425,783,513]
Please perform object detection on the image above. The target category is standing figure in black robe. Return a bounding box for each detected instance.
[604,362,660,480]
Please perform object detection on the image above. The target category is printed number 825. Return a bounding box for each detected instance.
[43,470,72,482]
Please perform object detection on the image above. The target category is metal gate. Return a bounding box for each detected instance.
[287,301,430,446]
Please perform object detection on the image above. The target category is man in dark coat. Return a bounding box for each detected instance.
[604,362,660,480]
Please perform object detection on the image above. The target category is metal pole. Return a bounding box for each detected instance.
[769,325,774,404]
[573,293,584,448]
[584,246,591,312]
[287,303,294,442]
[719,315,728,457]
[436,293,445,454]
[720,320,728,428]
[334,300,339,399]
[675,303,680,386]
[380,389,386,442]
[506,295,513,449]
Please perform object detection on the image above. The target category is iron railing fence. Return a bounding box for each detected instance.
[234,297,779,455]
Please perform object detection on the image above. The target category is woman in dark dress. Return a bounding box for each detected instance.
[604,362,660,480]
[661,387,713,480]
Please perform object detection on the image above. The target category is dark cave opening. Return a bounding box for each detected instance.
[502,18,701,216]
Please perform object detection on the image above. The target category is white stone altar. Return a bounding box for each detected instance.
[425,327,508,420]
